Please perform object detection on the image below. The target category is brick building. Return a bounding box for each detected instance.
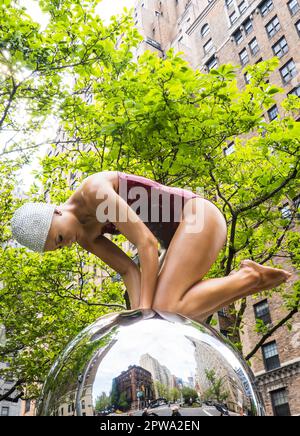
[131,0,300,416]
[113,365,155,410]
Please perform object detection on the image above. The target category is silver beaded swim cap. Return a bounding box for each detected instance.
[11,202,56,252]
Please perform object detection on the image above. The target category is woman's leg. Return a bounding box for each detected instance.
[152,196,229,311]
[152,197,292,320]
[176,259,292,320]
[193,262,294,321]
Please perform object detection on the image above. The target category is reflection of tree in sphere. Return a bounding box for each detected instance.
[37,310,265,416]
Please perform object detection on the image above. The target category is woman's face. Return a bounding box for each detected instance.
[44,208,80,251]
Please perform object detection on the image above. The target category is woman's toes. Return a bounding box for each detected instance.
[284,272,293,281]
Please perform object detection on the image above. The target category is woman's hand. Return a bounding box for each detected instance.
[122,240,159,311]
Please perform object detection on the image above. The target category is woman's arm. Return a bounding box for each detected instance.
[122,265,141,309]
[83,173,159,309]
[79,235,142,309]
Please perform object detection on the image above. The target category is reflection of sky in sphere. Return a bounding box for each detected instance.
[92,319,241,396]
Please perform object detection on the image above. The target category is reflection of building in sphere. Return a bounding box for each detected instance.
[188,337,246,413]
[46,337,117,416]
[78,338,119,416]
[112,365,154,410]
[140,353,174,397]
[187,376,195,389]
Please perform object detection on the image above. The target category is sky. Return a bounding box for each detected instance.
[8,0,136,192]
[19,0,137,28]
[95,0,136,24]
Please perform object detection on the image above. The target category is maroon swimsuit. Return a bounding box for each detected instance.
[101,172,199,249]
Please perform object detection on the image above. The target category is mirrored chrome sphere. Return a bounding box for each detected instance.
[37,310,264,416]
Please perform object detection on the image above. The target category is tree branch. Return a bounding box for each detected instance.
[245,306,299,361]
[237,164,299,213]
[0,379,24,402]
[260,209,297,264]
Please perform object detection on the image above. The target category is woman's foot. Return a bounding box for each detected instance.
[240,259,292,293]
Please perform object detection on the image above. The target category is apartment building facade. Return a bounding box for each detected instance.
[0,363,21,416]
[131,0,300,416]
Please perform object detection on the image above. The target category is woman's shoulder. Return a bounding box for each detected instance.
[81,171,119,199]
[83,171,119,185]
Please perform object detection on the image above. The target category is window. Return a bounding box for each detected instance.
[218,308,227,316]
[289,85,300,96]
[280,203,292,219]
[226,0,234,7]
[280,59,297,83]
[223,142,235,155]
[254,300,272,324]
[262,341,281,371]
[296,19,300,35]
[86,93,93,105]
[249,37,260,55]
[229,10,238,24]
[272,36,289,58]
[146,37,162,50]
[259,0,274,17]
[239,48,249,65]
[243,17,253,35]
[233,29,244,44]
[25,400,31,413]
[268,104,279,120]
[201,23,210,37]
[82,400,85,410]
[206,55,218,71]
[288,0,300,15]
[239,1,248,14]
[204,38,214,54]
[70,179,79,191]
[266,16,281,38]
[244,72,251,84]
[271,389,291,416]
[220,329,230,338]
[112,272,122,282]
[1,407,9,416]
[293,194,300,218]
